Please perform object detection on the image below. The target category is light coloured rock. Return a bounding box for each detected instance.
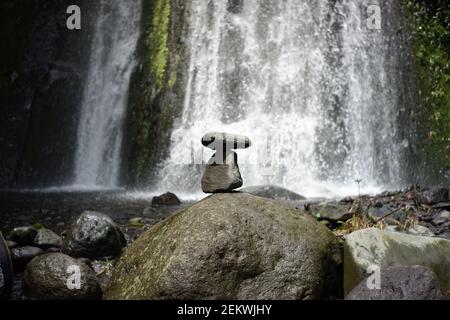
[33,228,63,249]
[344,228,450,297]
[201,151,242,193]
[106,193,342,300]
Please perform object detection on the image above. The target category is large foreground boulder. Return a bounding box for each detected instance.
[344,228,450,297]
[346,265,446,300]
[62,211,126,259]
[23,253,102,300]
[106,193,342,300]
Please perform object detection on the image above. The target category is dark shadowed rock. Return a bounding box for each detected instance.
[106,193,342,300]
[346,266,446,300]
[23,253,102,300]
[202,151,243,193]
[309,203,352,222]
[62,211,126,259]
[10,227,37,246]
[33,228,62,249]
[240,185,306,201]
[201,131,251,150]
[11,246,45,272]
[0,232,12,299]
[151,192,181,206]
[419,187,449,205]
[6,241,17,249]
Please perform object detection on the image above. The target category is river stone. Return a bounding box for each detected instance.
[11,246,45,272]
[62,211,126,259]
[151,192,181,206]
[10,226,37,246]
[433,210,450,225]
[105,193,342,300]
[419,187,449,205]
[310,203,352,222]
[202,131,251,150]
[0,232,12,299]
[23,253,102,300]
[202,151,243,193]
[33,228,63,249]
[240,185,306,201]
[346,265,446,300]
[344,228,450,297]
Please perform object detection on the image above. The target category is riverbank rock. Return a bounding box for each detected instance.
[344,228,450,297]
[151,192,181,206]
[11,246,45,272]
[10,226,37,246]
[23,253,102,300]
[33,228,62,249]
[201,151,243,193]
[419,187,449,205]
[346,265,446,300]
[62,211,126,259]
[309,203,352,223]
[0,232,12,299]
[106,193,342,300]
[240,185,306,201]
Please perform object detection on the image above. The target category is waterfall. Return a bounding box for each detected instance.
[156,0,415,198]
[73,0,142,189]
[158,0,412,196]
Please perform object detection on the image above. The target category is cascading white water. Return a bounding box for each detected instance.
[157,0,413,198]
[73,0,142,189]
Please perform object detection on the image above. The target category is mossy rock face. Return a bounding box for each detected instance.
[344,228,450,298]
[105,193,342,300]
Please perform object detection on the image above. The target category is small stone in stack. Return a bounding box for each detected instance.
[201,132,251,193]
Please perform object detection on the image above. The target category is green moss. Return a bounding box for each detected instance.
[403,0,450,171]
[147,0,171,92]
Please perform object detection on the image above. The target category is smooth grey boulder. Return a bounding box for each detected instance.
[10,226,37,246]
[33,228,63,249]
[240,185,306,201]
[105,193,342,300]
[23,253,102,300]
[202,131,251,150]
[11,246,45,272]
[344,228,450,297]
[346,265,446,300]
[151,192,181,206]
[202,151,243,193]
[62,211,126,259]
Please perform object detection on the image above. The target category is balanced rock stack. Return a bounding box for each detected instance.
[201,132,251,193]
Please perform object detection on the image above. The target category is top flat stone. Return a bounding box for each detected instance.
[201,132,251,150]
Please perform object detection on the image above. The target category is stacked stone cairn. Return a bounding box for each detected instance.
[201,132,251,193]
